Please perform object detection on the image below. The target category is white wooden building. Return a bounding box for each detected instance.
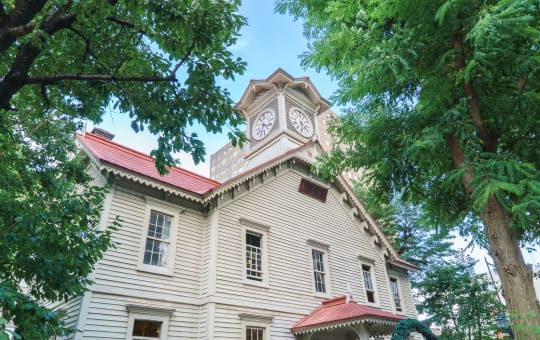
[59,69,419,339]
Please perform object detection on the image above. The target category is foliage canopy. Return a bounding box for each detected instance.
[0,0,246,337]
[277,0,540,335]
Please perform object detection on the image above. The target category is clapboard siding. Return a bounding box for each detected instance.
[214,303,300,339]
[94,187,205,297]
[214,170,415,318]
[51,296,83,340]
[69,163,416,338]
[80,293,201,339]
[388,268,417,318]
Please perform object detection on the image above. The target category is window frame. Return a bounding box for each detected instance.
[361,263,378,305]
[137,198,180,276]
[239,313,273,340]
[389,276,403,312]
[126,305,174,340]
[307,240,332,298]
[241,219,270,287]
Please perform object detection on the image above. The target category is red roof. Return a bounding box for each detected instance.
[77,132,220,195]
[291,296,404,333]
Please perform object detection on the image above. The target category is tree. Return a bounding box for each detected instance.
[418,256,503,339]
[355,185,456,272]
[1,1,245,338]
[277,0,540,336]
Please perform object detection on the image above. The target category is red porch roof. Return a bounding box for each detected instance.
[291,296,404,334]
[77,132,220,195]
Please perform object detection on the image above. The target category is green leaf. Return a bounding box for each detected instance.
[435,1,451,26]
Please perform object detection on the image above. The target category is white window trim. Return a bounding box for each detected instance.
[137,197,180,276]
[241,219,270,288]
[126,305,174,340]
[360,263,379,306]
[389,276,404,313]
[307,240,332,298]
[240,313,273,340]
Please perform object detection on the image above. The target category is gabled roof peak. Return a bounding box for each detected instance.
[236,68,330,113]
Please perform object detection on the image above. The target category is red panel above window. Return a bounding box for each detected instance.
[299,179,328,202]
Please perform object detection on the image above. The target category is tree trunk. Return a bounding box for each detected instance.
[448,31,540,337]
[481,195,540,339]
[447,135,540,339]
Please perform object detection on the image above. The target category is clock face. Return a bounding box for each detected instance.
[289,109,313,138]
[252,110,275,140]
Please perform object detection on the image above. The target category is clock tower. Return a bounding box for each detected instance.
[236,69,331,171]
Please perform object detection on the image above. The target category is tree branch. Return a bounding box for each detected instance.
[446,133,475,196]
[26,38,195,86]
[26,73,176,84]
[68,26,110,74]
[0,12,77,109]
[171,41,196,76]
[516,77,527,94]
[107,16,146,35]
[46,0,73,24]
[0,0,75,54]
[0,0,47,53]
[452,32,497,152]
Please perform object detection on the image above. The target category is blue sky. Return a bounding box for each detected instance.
[89,2,539,271]
[91,1,337,175]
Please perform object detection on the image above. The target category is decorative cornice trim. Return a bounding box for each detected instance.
[126,304,175,315]
[357,254,377,263]
[239,218,271,232]
[101,164,204,204]
[306,239,330,251]
[291,317,398,335]
[238,313,274,322]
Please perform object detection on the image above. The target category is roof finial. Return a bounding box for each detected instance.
[346,283,353,304]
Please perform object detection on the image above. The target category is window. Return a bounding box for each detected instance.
[240,313,272,340]
[132,320,162,339]
[126,305,174,340]
[362,264,376,303]
[312,250,326,293]
[138,198,178,275]
[246,232,263,281]
[241,219,270,287]
[390,277,402,311]
[143,211,172,267]
[246,326,264,340]
[307,240,331,297]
